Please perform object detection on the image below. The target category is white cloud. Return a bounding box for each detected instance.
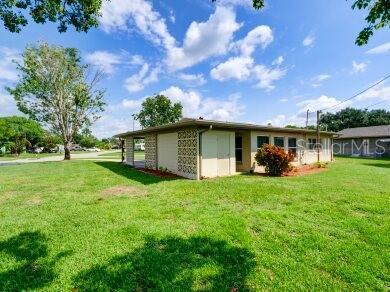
[303,35,315,47]
[177,73,206,86]
[272,56,284,66]
[210,56,253,81]
[124,63,160,92]
[297,95,352,116]
[129,55,145,66]
[236,25,273,56]
[85,51,122,74]
[265,114,286,127]
[101,2,242,72]
[356,83,390,101]
[161,86,201,115]
[0,47,20,83]
[315,74,331,82]
[266,95,353,128]
[351,61,367,74]
[252,65,286,90]
[100,0,176,50]
[0,92,21,116]
[121,98,143,109]
[311,74,331,87]
[280,98,288,102]
[366,42,390,54]
[160,86,245,120]
[218,0,253,7]
[91,114,135,139]
[169,10,176,23]
[209,23,285,90]
[210,57,285,90]
[166,6,241,71]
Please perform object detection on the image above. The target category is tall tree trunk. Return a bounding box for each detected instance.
[64,142,71,160]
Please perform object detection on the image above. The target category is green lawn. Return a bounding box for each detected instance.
[0,157,389,290]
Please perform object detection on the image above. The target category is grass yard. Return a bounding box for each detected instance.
[0,157,389,290]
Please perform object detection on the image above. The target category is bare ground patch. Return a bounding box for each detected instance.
[100,185,148,199]
[285,164,328,177]
[25,196,43,206]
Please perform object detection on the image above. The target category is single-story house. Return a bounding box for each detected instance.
[334,125,390,157]
[116,118,335,180]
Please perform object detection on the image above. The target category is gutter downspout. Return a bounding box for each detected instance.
[198,125,213,180]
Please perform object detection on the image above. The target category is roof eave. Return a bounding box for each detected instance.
[115,119,336,138]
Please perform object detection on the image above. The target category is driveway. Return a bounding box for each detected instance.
[0,151,121,166]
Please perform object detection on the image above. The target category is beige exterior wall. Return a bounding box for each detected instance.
[123,127,333,179]
[248,131,333,173]
[201,130,235,178]
[157,132,178,173]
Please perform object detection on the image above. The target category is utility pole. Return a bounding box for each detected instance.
[306,109,309,129]
[316,110,321,163]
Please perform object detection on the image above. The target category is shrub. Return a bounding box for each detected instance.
[255,144,294,176]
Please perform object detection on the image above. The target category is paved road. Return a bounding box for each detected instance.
[0,151,121,166]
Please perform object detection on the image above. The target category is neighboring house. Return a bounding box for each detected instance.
[334,125,390,157]
[116,118,335,180]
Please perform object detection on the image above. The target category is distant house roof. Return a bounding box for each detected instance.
[115,118,335,138]
[336,125,390,139]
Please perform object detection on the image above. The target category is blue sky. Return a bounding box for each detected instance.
[0,0,389,138]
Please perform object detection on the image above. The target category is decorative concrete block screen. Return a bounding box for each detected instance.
[125,136,134,165]
[144,133,157,169]
[178,129,198,178]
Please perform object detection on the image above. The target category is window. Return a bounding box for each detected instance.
[288,137,297,156]
[235,136,243,163]
[308,138,322,150]
[274,137,284,148]
[257,136,269,148]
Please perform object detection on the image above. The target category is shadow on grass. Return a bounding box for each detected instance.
[0,231,71,291]
[94,161,182,185]
[363,162,390,169]
[73,235,256,291]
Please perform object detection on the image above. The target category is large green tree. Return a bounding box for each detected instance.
[320,107,390,132]
[135,95,183,129]
[7,42,105,160]
[351,0,390,45]
[0,0,102,33]
[0,116,44,154]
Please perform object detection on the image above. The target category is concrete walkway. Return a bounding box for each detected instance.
[0,151,120,166]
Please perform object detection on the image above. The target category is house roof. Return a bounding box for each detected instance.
[336,125,390,139]
[115,118,335,138]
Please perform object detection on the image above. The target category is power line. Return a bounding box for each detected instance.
[362,99,389,110]
[315,74,390,113]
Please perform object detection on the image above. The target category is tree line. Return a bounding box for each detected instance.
[0,116,119,156]
[286,107,390,132]
[320,107,390,132]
